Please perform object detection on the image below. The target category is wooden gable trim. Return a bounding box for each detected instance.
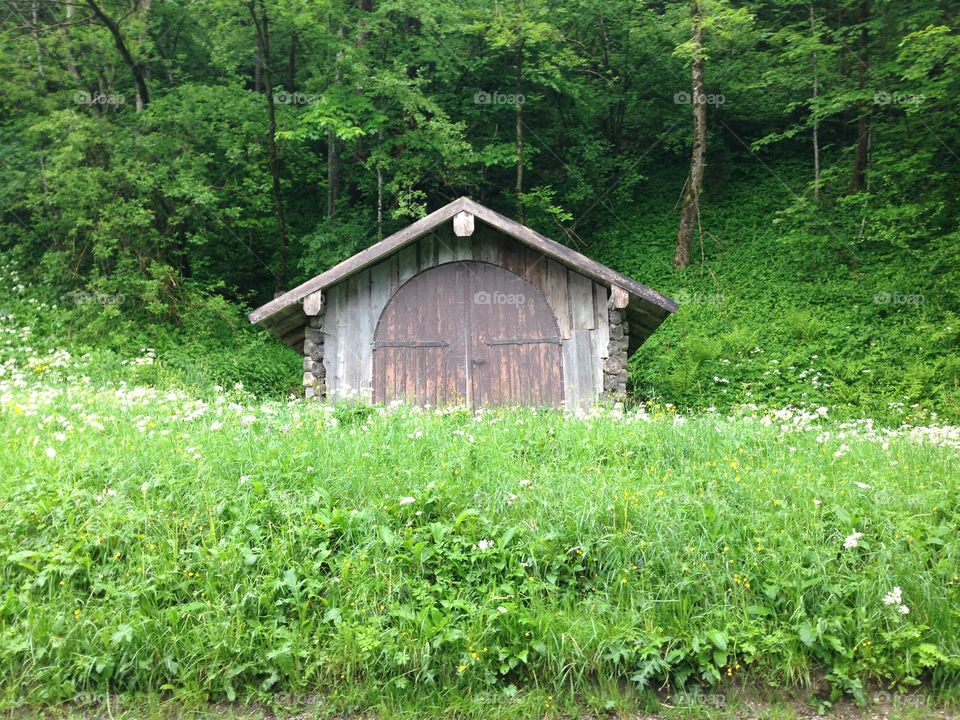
[459,198,678,315]
[249,198,467,324]
[249,196,678,328]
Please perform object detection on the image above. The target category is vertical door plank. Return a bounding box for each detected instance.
[561,339,579,410]
[545,259,571,338]
[573,328,596,409]
[436,227,456,265]
[474,224,500,265]
[453,233,473,261]
[569,270,596,331]
[418,233,438,272]
[594,282,610,359]
[398,244,418,285]
[523,246,548,295]
[332,283,348,398]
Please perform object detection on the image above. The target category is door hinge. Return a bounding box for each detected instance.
[373,340,450,349]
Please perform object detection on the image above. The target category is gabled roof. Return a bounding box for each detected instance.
[249,196,678,353]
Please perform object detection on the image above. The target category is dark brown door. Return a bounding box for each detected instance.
[372,261,563,407]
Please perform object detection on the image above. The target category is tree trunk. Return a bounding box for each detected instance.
[32,0,44,77]
[515,6,525,224]
[377,128,384,239]
[85,0,149,111]
[254,38,261,92]
[327,126,341,215]
[327,23,344,216]
[515,80,524,224]
[61,1,84,83]
[810,3,821,201]
[674,1,706,270]
[250,0,289,291]
[849,0,870,194]
[288,31,297,91]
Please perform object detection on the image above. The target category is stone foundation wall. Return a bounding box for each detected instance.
[602,306,629,397]
[303,313,326,400]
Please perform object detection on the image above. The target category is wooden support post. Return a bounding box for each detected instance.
[453,211,475,237]
[610,284,630,310]
[303,290,324,316]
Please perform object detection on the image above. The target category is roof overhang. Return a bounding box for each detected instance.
[249,196,678,354]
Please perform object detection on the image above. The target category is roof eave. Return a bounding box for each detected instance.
[248,196,679,332]
[248,197,468,325]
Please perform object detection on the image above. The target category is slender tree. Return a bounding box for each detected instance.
[848,0,870,194]
[515,0,526,224]
[810,3,821,201]
[674,0,706,270]
[85,0,150,111]
[327,19,345,217]
[249,0,289,291]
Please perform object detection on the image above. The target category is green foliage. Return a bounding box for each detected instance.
[297,212,376,278]
[0,259,300,399]
[584,161,960,422]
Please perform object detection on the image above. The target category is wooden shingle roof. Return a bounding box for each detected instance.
[249,196,677,354]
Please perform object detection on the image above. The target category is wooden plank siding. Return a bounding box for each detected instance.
[321,221,611,408]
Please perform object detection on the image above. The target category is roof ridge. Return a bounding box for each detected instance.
[248,196,677,327]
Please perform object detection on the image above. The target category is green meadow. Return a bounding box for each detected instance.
[2,372,958,715]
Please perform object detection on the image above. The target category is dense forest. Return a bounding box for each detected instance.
[1,0,959,418]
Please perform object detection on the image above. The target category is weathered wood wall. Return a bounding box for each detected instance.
[319,220,613,408]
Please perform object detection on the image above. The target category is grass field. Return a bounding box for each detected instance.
[2,350,959,716]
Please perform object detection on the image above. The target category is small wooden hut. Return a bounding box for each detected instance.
[249,197,677,408]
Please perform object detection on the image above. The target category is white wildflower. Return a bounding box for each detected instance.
[843,531,863,549]
[45,447,56,458]
[882,586,902,605]
[399,496,416,506]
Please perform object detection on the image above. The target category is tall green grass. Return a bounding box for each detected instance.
[2,383,958,711]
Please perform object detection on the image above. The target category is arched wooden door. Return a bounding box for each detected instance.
[372,261,564,407]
